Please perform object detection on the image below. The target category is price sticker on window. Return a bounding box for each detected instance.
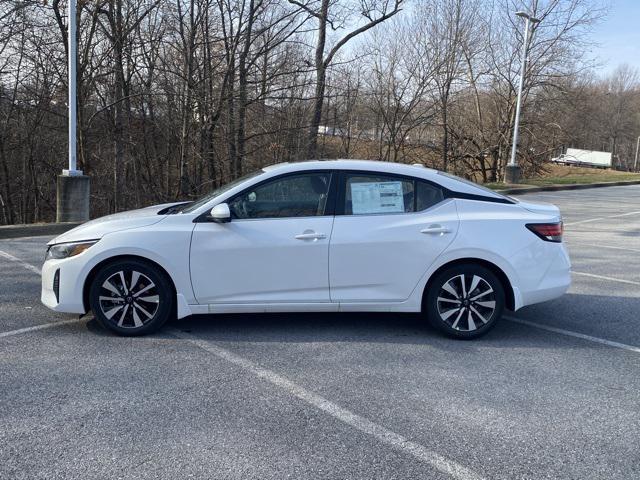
[350,181,405,214]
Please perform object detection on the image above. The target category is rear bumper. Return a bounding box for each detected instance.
[518,243,571,308]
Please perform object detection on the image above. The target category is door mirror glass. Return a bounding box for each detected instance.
[210,203,231,223]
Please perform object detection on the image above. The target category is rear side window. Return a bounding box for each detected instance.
[416,181,444,211]
[344,174,414,215]
[342,173,444,215]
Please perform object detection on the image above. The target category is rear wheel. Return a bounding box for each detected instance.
[425,264,505,339]
[89,259,174,336]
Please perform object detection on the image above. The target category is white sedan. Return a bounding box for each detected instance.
[41,160,571,339]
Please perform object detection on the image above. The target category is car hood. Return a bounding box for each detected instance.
[517,200,561,220]
[48,202,184,245]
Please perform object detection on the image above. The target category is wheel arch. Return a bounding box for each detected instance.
[82,254,177,313]
[421,258,516,311]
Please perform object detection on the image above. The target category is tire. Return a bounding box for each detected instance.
[425,264,505,339]
[89,258,175,336]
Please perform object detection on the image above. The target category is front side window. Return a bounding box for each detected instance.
[181,169,264,213]
[229,172,332,219]
[344,174,415,215]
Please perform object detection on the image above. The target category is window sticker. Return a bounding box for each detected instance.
[350,181,405,214]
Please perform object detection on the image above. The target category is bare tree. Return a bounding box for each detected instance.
[0,0,628,225]
[288,0,403,158]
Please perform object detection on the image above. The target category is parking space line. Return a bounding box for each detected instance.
[565,243,640,254]
[505,316,640,354]
[564,210,640,226]
[170,329,485,480]
[0,319,84,339]
[0,250,42,275]
[573,271,640,286]
[565,217,604,226]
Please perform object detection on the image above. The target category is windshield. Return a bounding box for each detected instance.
[180,169,264,213]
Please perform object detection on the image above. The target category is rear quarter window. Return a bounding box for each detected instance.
[437,171,513,202]
[416,181,444,211]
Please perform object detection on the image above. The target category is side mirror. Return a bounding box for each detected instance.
[210,203,231,223]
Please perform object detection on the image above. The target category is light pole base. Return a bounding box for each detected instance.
[504,165,521,184]
[56,174,90,222]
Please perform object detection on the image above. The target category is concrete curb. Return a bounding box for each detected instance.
[0,222,81,240]
[496,179,640,195]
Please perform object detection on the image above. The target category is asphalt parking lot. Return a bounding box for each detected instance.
[1,185,639,480]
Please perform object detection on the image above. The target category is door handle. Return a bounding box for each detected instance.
[295,232,327,240]
[420,225,451,235]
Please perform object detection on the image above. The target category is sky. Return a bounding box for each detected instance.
[588,0,640,75]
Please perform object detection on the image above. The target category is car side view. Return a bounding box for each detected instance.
[41,160,571,339]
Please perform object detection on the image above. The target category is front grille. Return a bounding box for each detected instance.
[53,269,60,303]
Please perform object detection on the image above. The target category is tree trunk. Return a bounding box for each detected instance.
[236,0,256,175]
[307,0,329,159]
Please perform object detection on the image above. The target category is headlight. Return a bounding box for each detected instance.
[45,240,99,261]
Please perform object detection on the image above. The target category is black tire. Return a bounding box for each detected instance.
[425,264,505,339]
[89,258,175,336]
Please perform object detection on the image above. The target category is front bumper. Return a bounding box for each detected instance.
[41,256,87,314]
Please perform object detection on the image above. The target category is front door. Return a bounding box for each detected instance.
[190,171,335,305]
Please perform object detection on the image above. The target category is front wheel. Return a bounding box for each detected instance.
[425,264,505,339]
[89,259,175,336]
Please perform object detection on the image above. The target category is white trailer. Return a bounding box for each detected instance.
[552,148,612,168]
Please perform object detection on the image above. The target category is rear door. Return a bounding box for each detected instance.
[329,171,459,303]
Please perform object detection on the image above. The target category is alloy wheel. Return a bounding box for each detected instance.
[98,270,160,328]
[436,274,496,332]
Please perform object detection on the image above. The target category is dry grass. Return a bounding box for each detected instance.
[486,165,640,190]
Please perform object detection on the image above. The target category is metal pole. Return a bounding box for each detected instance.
[57,0,89,223]
[66,0,80,175]
[634,136,640,172]
[509,17,530,168]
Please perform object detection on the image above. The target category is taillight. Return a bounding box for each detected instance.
[526,222,563,242]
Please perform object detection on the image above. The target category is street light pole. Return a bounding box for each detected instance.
[66,0,78,175]
[56,0,90,223]
[505,11,540,184]
[634,136,640,172]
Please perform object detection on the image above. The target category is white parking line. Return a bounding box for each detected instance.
[564,210,640,226]
[565,243,640,254]
[170,329,485,480]
[0,250,85,339]
[564,217,603,226]
[0,319,84,339]
[505,316,640,354]
[0,250,42,275]
[573,271,640,286]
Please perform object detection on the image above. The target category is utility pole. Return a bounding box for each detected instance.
[634,136,640,172]
[56,0,90,223]
[505,10,541,184]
